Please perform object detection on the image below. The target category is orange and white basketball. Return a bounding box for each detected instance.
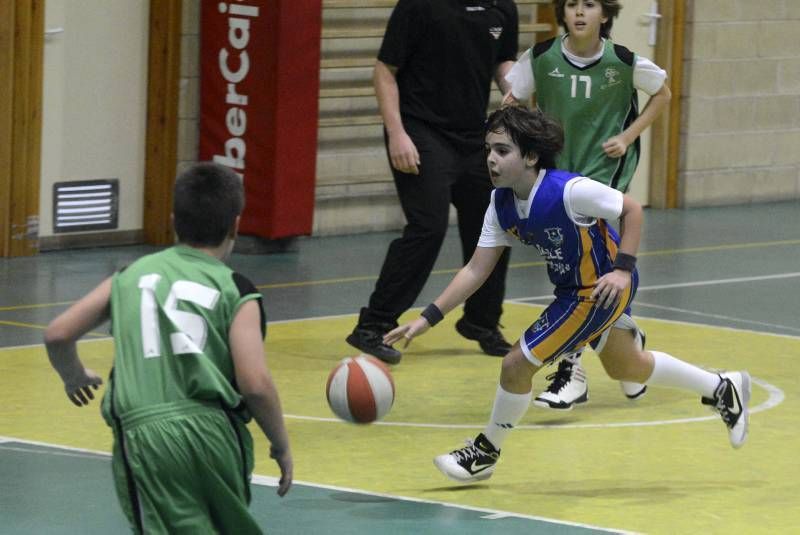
[326,354,395,424]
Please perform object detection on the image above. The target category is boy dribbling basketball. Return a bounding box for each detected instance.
[384,107,750,483]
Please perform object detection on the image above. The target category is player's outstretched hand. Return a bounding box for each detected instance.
[63,368,103,407]
[271,449,293,497]
[602,135,629,158]
[383,318,431,348]
[591,270,632,309]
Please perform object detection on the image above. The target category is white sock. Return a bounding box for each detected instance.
[483,385,532,451]
[647,351,720,398]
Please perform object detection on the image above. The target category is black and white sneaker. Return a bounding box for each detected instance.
[701,371,751,448]
[433,433,500,483]
[533,359,588,410]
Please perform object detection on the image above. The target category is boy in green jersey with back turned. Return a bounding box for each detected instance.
[503,0,671,410]
[45,162,292,534]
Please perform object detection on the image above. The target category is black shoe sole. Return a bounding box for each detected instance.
[624,385,647,400]
[345,333,402,365]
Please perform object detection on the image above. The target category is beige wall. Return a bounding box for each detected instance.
[39,0,149,240]
[680,0,800,206]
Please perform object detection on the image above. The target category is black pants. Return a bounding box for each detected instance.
[359,118,510,330]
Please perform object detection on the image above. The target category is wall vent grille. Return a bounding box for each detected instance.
[53,179,119,233]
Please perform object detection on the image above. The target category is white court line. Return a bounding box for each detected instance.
[633,301,800,334]
[284,376,783,430]
[0,436,633,534]
[0,436,110,457]
[511,300,800,342]
[250,475,635,533]
[3,271,799,352]
[0,445,106,460]
[512,271,800,303]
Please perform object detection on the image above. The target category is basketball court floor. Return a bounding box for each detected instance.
[1,201,799,533]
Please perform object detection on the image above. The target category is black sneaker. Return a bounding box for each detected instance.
[455,318,511,357]
[346,327,402,365]
[701,371,751,448]
[433,433,500,483]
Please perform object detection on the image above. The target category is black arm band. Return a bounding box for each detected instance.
[421,303,444,327]
[613,252,637,272]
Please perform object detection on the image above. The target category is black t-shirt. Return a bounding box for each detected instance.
[378,0,518,140]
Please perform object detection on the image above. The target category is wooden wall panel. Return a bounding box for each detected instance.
[0,0,13,256]
[0,0,43,257]
[651,0,684,209]
[143,0,182,245]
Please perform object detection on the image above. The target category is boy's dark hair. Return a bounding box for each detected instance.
[553,0,621,39]
[486,107,564,170]
[173,162,244,246]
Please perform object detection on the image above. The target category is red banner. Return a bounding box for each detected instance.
[199,1,321,238]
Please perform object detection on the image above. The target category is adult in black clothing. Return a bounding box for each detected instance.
[346,0,519,364]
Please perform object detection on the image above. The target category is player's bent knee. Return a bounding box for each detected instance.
[500,348,538,387]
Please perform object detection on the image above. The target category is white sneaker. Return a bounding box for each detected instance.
[621,381,647,400]
[620,329,647,400]
[533,359,588,410]
[702,371,751,448]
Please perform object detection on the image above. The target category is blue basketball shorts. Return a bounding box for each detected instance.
[520,270,639,366]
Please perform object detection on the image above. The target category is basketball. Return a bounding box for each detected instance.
[326,354,395,424]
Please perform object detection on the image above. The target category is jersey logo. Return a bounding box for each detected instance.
[489,26,503,40]
[544,227,564,246]
[531,312,550,333]
[601,67,622,89]
[548,67,565,78]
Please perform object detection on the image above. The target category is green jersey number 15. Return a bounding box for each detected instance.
[138,273,221,358]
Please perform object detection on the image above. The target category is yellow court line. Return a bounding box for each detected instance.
[256,238,800,289]
[0,319,107,338]
[0,301,75,313]
[0,239,798,309]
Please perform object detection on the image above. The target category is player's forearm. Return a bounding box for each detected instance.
[433,269,484,316]
[617,197,643,258]
[373,61,405,136]
[494,60,515,95]
[433,250,500,316]
[621,84,671,146]
[241,377,291,456]
[45,340,87,384]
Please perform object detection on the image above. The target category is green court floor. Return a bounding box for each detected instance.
[0,440,613,534]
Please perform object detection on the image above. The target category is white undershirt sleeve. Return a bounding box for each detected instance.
[634,56,667,95]
[505,48,535,100]
[564,177,624,224]
[478,191,515,248]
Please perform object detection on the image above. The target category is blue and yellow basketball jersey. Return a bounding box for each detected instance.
[493,169,621,298]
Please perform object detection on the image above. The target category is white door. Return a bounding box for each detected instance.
[40,0,149,239]
[610,0,661,205]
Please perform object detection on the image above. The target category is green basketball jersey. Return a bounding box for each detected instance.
[100,245,263,425]
[532,38,640,191]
